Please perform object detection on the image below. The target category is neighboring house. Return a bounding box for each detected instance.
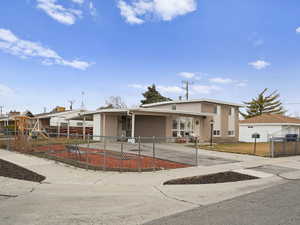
[33,109,94,135]
[0,111,34,131]
[72,98,243,143]
[239,114,300,142]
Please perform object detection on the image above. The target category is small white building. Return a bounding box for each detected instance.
[239,114,300,142]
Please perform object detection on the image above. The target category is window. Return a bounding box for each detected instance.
[229,108,232,116]
[213,130,220,136]
[172,104,177,110]
[228,130,235,136]
[77,122,83,126]
[248,126,253,128]
[172,117,195,138]
[172,120,178,129]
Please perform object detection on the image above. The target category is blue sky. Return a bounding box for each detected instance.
[0,0,300,115]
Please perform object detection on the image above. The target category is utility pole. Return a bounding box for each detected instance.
[0,106,3,116]
[182,80,194,100]
[68,100,76,110]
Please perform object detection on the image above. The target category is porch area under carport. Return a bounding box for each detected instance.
[88,108,215,142]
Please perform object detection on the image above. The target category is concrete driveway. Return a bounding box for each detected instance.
[86,142,238,166]
[1,149,299,225]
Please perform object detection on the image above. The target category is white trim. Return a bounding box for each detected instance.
[141,98,244,108]
[69,108,215,119]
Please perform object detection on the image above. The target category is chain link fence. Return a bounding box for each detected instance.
[0,132,200,172]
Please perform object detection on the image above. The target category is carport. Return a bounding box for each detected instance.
[72,108,215,141]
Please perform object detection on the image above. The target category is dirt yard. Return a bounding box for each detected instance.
[0,158,45,182]
[197,142,270,157]
[33,144,190,171]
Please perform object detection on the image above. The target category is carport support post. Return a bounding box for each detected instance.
[195,137,199,166]
[131,113,135,139]
[67,121,70,139]
[83,116,86,141]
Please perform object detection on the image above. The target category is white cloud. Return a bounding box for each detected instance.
[71,0,84,4]
[236,82,247,87]
[178,72,195,79]
[248,60,270,70]
[192,85,221,94]
[0,84,14,97]
[0,29,92,70]
[118,0,197,24]
[89,2,97,16]
[128,84,147,89]
[209,77,233,84]
[36,0,82,25]
[296,27,300,33]
[157,85,184,94]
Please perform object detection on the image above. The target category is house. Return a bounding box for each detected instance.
[0,111,34,131]
[239,114,300,142]
[33,109,94,136]
[72,98,243,143]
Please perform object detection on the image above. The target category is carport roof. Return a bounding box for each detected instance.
[69,108,215,120]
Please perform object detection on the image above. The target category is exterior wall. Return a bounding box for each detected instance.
[239,125,282,142]
[143,103,202,112]
[143,101,240,142]
[93,114,101,139]
[201,103,216,113]
[103,114,118,137]
[135,115,166,137]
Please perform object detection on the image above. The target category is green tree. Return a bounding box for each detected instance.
[141,84,172,105]
[240,88,285,119]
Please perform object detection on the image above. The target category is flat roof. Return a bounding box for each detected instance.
[141,98,244,108]
[69,108,215,120]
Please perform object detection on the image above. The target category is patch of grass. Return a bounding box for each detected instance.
[188,142,270,157]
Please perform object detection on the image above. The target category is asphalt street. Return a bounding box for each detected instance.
[144,180,300,225]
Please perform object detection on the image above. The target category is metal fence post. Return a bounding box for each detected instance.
[195,137,199,166]
[86,134,90,170]
[120,139,124,172]
[138,136,141,172]
[103,137,107,171]
[152,136,156,172]
[271,139,275,158]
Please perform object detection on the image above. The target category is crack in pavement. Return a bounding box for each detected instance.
[153,185,202,207]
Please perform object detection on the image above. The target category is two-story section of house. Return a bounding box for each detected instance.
[141,99,243,143]
[72,98,243,143]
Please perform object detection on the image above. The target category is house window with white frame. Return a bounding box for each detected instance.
[172,117,194,138]
[213,130,220,136]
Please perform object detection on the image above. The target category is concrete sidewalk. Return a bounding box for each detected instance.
[1,149,300,225]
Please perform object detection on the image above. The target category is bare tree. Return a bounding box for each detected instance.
[98,96,127,109]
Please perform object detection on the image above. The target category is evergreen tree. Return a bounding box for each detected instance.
[240,88,285,119]
[141,84,172,105]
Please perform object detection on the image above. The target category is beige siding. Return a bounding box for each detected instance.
[135,115,166,137]
[201,103,216,113]
[104,114,118,137]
